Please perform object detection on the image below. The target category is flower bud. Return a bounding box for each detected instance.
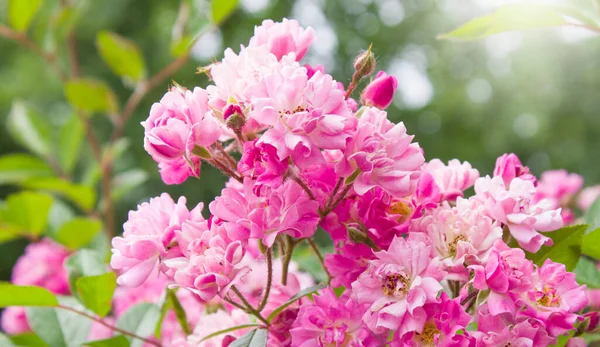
[223,104,246,132]
[360,71,398,109]
[493,153,537,187]
[353,45,376,78]
[347,224,380,251]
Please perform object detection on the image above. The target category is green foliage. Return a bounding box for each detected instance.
[211,0,239,25]
[8,0,43,32]
[64,78,118,114]
[84,335,130,347]
[26,298,92,347]
[57,114,84,174]
[167,289,191,335]
[582,228,600,260]
[7,101,53,160]
[586,197,600,230]
[55,217,102,250]
[10,333,49,347]
[575,256,600,288]
[229,329,268,347]
[64,249,108,297]
[0,191,53,237]
[524,224,587,271]
[22,177,96,211]
[0,283,58,307]
[197,324,262,343]
[117,303,161,347]
[96,31,146,83]
[267,283,327,322]
[76,272,117,317]
[111,169,149,201]
[0,154,53,186]
[0,333,17,347]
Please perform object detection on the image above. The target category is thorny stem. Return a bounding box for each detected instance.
[210,157,243,183]
[344,73,361,99]
[57,305,162,347]
[257,248,273,312]
[307,238,331,283]
[230,286,269,325]
[326,178,343,209]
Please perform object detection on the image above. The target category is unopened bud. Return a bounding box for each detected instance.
[223,104,244,120]
[347,224,380,251]
[353,44,376,78]
[223,104,247,133]
[361,71,398,109]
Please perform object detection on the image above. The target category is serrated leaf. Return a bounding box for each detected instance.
[64,249,108,297]
[582,228,600,260]
[55,217,102,250]
[9,0,43,32]
[1,191,53,236]
[229,329,267,347]
[27,298,92,347]
[84,335,130,347]
[439,4,570,41]
[111,169,148,201]
[575,256,600,288]
[0,283,58,307]
[22,177,96,211]
[0,154,54,185]
[524,224,587,271]
[96,31,146,83]
[76,272,117,317]
[117,303,161,347]
[65,78,118,114]
[267,283,327,322]
[7,101,53,159]
[57,114,84,173]
[211,0,238,25]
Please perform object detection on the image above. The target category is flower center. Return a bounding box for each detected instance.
[278,106,307,117]
[388,201,412,223]
[536,285,561,307]
[447,234,468,258]
[382,273,411,297]
[414,321,439,346]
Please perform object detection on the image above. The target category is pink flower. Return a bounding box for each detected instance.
[158,157,200,185]
[249,19,315,61]
[578,185,600,211]
[110,194,204,287]
[337,107,424,198]
[1,307,30,335]
[534,170,583,208]
[474,176,563,253]
[238,140,288,190]
[360,71,398,110]
[419,197,502,281]
[179,309,251,347]
[351,233,445,334]
[470,240,534,316]
[248,180,320,247]
[518,259,588,337]
[291,288,383,347]
[422,159,479,201]
[493,153,536,187]
[11,238,70,294]
[325,242,375,288]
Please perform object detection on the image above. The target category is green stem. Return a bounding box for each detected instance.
[257,248,273,312]
[307,238,331,283]
[230,286,269,325]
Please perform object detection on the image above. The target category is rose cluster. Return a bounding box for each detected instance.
[3,18,598,347]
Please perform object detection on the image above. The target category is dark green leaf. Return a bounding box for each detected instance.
[84,335,130,347]
[267,283,327,322]
[9,0,43,32]
[211,0,238,25]
[22,177,96,211]
[27,298,92,347]
[76,272,117,317]
[525,224,588,271]
[57,114,84,173]
[65,78,118,114]
[229,329,267,347]
[117,303,161,347]
[96,31,146,83]
[0,283,58,307]
[7,100,53,159]
[55,217,102,250]
[0,154,54,185]
[1,191,54,236]
[575,256,600,288]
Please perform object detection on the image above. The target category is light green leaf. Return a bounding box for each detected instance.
[10,333,49,347]
[111,169,148,201]
[439,4,570,41]
[27,298,92,347]
[525,224,588,271]
[0,283,58,307]
[22,177,96,211]
[229,329,267,347]
[0,154,54,185]
[9,0,43,32]
[1,191,53,236]
[65,78,118,114]
[76,272,117,317]
[0,223,21,244]
[64,249,108,296]
[57,114,84,173]
[198,324,260,343]
[0,332,18,347]
[167,289,191,335]
[267,283,327,322]
[55,217,102,250]
[211,0,238,25]
[586,196,600,230]
[7,100,53,159]
[84,335,130,347]
[96,31,146,83]
[575,256,600,288]
[582,228,600,260]
[117,303,161,347]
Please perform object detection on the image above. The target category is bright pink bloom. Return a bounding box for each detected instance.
[11,238,70,294]
[578,185,600,211]
[291,288,383,347]
[351,233,445,334]
[248,180,320,247]
[360,71,398,109]
[493,153,536,187]
[470,240,534,316]
[325,242,374,288]
[422,159,479,201]
[518,259,588,337]
[249,18,315,61]
[110,194,204,287]
[158,157,200,185]
[238,140,288,190]
[474,176,563,253]
[337,107,424,198]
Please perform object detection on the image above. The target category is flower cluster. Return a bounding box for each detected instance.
[3,18,598,347]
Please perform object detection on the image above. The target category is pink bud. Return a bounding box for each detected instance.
[360,71,398,109]
[222,104,244,120]
[493,153,537,187]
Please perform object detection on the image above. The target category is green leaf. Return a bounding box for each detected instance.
[586,196,600,231]
[0,283,58,307]
[524,224,588,271]
[211,0,238,25]
[22,177,96,211]
[65,78,118,114]
[64,249,108,296]
[117,303,161,347]
[57,114,84,173]
[9,0,43,32]
[582,228,600,260]
[0,154,54,185]
[575,256,600,288]
[27,298,92,347]
[7,100,53,159]
[0,332,18,347]
[1,191,54,236]
[55,217,102,250]
[111,169,148,201]
[267,283,327,322]
[167,289,191,335]
[84,335,130,347]
[439,4,570,41]
[198,324,261,343]
[10,333,49,347]
[76,272,117,317]
[96,31,146,83]
[229,329,267,347]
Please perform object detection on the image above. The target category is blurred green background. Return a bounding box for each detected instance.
[1,0,599,280]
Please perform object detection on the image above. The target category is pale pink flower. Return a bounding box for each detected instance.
[534,170,583,224]
[351,233,445,334]
[1,307,29,335]
[470,240,534,316]
[518,259,588,337]
[249,18,315,61]
[578,185,600,211]
[337,107,424,198]
[11,238,70,294]
[422,159,479,201]
[493,153,536,187]
[110,194,204,287]
[87,319,115,341]
[180,309,251,347]
[361,71,398,110]
[474,176,563,253]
